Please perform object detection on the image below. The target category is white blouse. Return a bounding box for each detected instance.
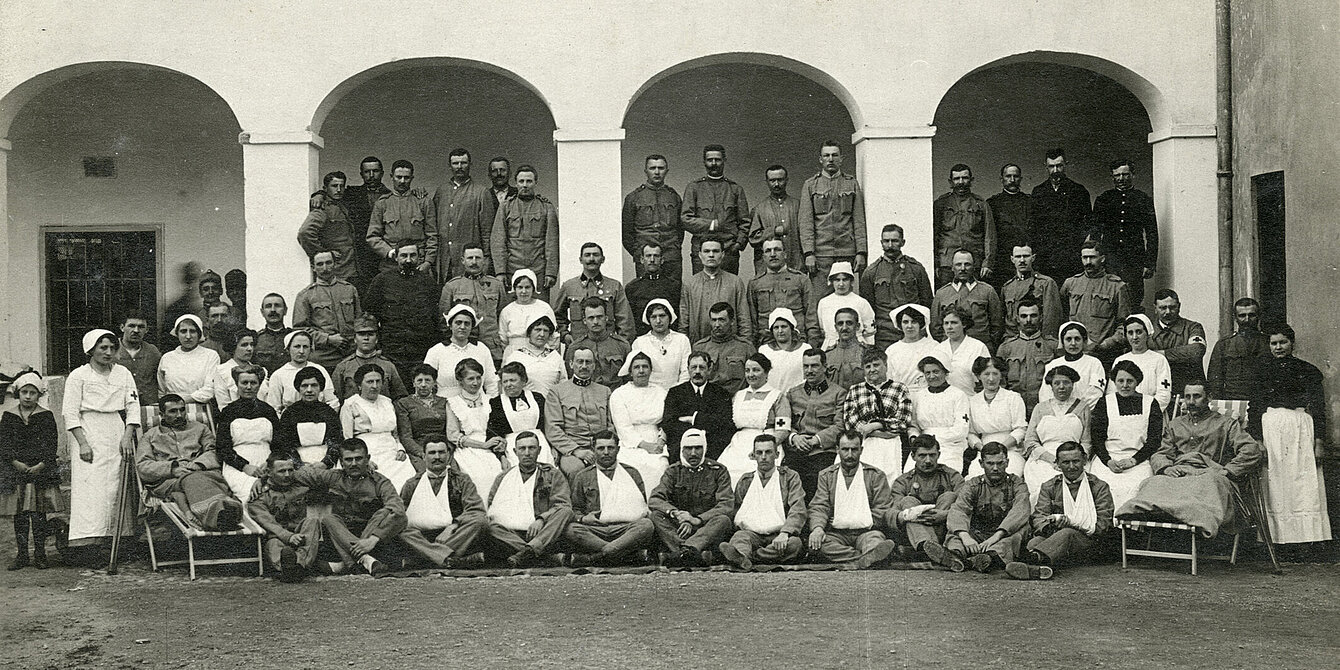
[626,331,692,389]
[63,364,141,427]
[610,383,667,448]
[933,336,991,395]
[263,362,339,413]
[885,337,940,392]
[503,347,567,397]
[1110,349,1173,410]
[159,346,221,404]
[498,301,557,357]
[425,340,499,399]
[968,388,1028,447]
[759,344,811,394]
[1039,354,1108,410]
[817,292,876,349]
[912,385,971,445]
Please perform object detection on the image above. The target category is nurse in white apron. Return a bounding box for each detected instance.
[719,354,790,487]
[494,362,556,467]
[62,329,141,546]
[216,365,280,502]
[1087,360,1160,511]
[1022,364,1092,504]
[909,356,972,475]
[445,358,507,496]
[608,352,670,486]
[340,363,416,492]
[275,366,343,466]
[966,356,1028,478]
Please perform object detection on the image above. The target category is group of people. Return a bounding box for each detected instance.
[1,142,1329,580]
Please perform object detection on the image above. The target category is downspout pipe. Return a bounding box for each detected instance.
[1217,0,1235,337]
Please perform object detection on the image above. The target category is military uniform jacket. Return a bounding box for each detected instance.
[368,189,438,267]
[544,379,613,457]
[440,274,506,359]
[567,333,631,388]
[809,464,894,531]
[693,335,756,395]
[649,459,734,521]
[996,332,1058,409]
[571,463,649,517]
[749,267,820,346]
[622,183,684,258]
[930,281,1005,347]
[748,195,805,269]
[733,467,807,535]
[433,177,498,275]
[681,176,750,251]
[1093,187,1158,268]
[400,466,487,518]
[946,473,1030,536]
[486,463,572,520]
[824,340,867,391]
[492,194,560,280]
[1060,272,1132,347]
[859,253,933,339]
[1149,317,1207,394]
[298,200,357,279]
[554,273,636,342]
[1001,272,1063,338]
[890,464,964,510]
[293,279,360,366]
[985,190,1032,278]
[799,171,866,258]
[248,483,314,540]
[786,380,846,454]
[933,191,996,271]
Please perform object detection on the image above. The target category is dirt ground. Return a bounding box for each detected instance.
[2,542,1338,670]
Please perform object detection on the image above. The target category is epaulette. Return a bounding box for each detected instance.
[1106,274,1124,282]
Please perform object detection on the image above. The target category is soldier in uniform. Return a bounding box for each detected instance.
[331,314,408,401]
[647,428,735,567]
[626,243,682,337]
[553,242,636,343]
[544,347,614,476]
[364,243,442,385]
[680,240,752,344]
[889,434,965,571]
[995,298,1058,413]
[692,302,755,396]
[1148,288,1207,403]
[292,250,360,373]
[681,144,749,275]
[367,159,438,276]
[340,157,390,295]
[432,148,498,282]
[439,244,506,363]
[1000,243,1063,339]
[747,165,804,274]
[298,171,358,282]
[932,163,996,287]
[1059,241,1132,364]
[492,165,560,294]
[860,224,933,350]
[985,164,1032,289]
[1206,298,1271,415]
[567,297,631,388]
[1028,148,1092,282]
[824,307,867,391]
[945,443,1031,574]
[622,154,684,280]
[929,250,1005,348]
[747,238,820,348]
[786,349,847,501]
[488,156,518,206]
[799,142,867,297]
[1092,159,1158,311]
[253,293,292,374]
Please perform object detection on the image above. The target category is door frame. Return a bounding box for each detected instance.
[39,224,165,374]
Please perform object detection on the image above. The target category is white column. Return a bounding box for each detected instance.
[0,137,11,363]
[553,128,626,282]
[238,130,321,330]
[853,126,937,266]
[1150,126,1220,346]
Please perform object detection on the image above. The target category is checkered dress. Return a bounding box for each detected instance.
[842,379,913,432]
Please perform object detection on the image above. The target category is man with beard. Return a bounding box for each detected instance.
[693,302,755,395]
[807,431,898,568]
[748,164,804,273]
[116,310,161,405]
[1092,159,1159,310]
[200,303,235,360]
[545,347,614,476]
[623,154,685,280]
[1206,298,1271,417]
[749,238,820,348]
[433,148,497,281]
[293,438,407,576]
[439,244,506,362]
[824,307,868,391]
[1000,244,1062,339]
[986,164,1032,288]
[492,165,560,293]
[554,243,636,343]
[252,294,293,374]
[929,250,1004,347]
[299,171,358,282]
[648,428,734,567]
[660,351,736,463]
[1029,148,1093,281]
[195,270,243,333]
[933,163,995,287]
[681,144,750,275]
[800,142,867,297]
[395,437,489,569]
[1060,241,1132,362]
[720,434,807,569]
[945,442,1031,574]
[996,298,1058,412]
[248,454,323,582]
[364,243,442,383]
[136,394,243,532]
[293,250,360,373]
[626,243,682,337]
[367,159,437,276]
[565,431,657,567]
[485,431,574,568]
[860,224,933,350]
[488,156,518,206]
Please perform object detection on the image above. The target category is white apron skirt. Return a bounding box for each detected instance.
[296,422,330,466]
[966,431,1026,479]
[363,431,417,493]
[68,411,133,542]
[1087,459,1152,512]
[453,446,505,499]
[1024,445,1065,505]
[619,448,670,491]
[222,443,271,503]
[1261,408,1333,543]
[852,435,902,484]
[721,428,785,487]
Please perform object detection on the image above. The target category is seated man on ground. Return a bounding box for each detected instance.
[1008,441,1114,581]
[485,431,574,568]
[945,442,1031,574]
[248,454,323,582]
[396,435,489,569]
[1116,382,1263,537]
[648,429,735,567]
[806,430,898,568]
[136,393,243,531]
[720,434,807,569]
[889,434,964,570]
[565,431,657,567]
[293,438,407,576]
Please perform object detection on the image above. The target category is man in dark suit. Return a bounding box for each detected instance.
[660,351,736,462]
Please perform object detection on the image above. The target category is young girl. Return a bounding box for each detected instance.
[1,372,62,569]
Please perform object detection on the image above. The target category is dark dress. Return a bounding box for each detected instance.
[394,394,450,460]
[273,400,343,467]
[0,408,64,515]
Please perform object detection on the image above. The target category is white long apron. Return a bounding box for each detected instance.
[347,395,417,492]
[221,417,273,502]
[295,422,329,466]
[1087,394,1154,512]
[448,395,505,496]
[68,411,129,541]
[1024,407,1084,504]
[502,392,555,466]
[720,387,785,486]
[1261,408,1332,543]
